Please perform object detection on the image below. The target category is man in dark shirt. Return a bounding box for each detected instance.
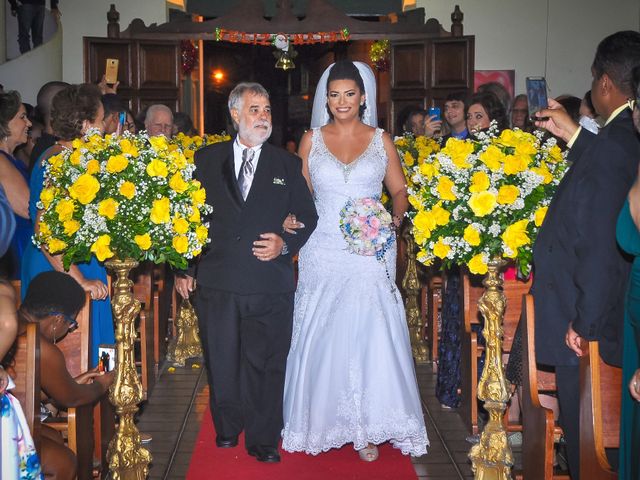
[8,0,60,53]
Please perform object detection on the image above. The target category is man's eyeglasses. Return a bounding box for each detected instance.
[49,312,79,332]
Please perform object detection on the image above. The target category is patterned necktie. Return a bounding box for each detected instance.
[238,148,255,200]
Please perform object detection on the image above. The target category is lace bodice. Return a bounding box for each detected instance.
[308,127,387,240]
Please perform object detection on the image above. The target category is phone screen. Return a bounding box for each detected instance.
[428,107,441,121]
[526,77,548,120]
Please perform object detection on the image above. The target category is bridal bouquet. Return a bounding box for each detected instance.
[339,197,395,260]
[407,123,567,275]
[34,131,222,270]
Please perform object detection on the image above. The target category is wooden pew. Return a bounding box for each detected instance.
[424,274,442,368]
[579,340,621,479]
[520,294,569,480]
[9,322,41,452]
[459,271,531,434]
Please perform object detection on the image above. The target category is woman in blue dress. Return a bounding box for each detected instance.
[0,91,33,279]
[21,84,114,367]
[617,66,640,480]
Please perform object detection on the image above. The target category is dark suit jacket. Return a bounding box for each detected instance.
[186,139,318,295]
[532,109,640,367]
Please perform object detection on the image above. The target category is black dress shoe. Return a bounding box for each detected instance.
[247,445,280,463]
[215,435,239,448]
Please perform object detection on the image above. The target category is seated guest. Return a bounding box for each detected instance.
[511,94,532,131]
[22,84,114,367]
[4,271,115,480]
[144,104,174,138]
[465,91,509,135]
[442,91,469,141]
[478,81,512,119]
[173,111,196,136]
[0,90,33,278]
[403,108,427,136]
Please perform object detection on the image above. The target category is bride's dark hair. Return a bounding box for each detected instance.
[326,60,367,120]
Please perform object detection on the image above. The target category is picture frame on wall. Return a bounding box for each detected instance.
[474,70,515,98]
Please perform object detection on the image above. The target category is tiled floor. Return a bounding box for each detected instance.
[136,360,503,479]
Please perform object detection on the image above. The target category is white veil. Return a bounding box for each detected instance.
[310,61,378,129]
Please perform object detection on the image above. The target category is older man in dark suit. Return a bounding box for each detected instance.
[175,82,317,463]
[533,30,640,478]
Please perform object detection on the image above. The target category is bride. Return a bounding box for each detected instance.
[281,60,428,461]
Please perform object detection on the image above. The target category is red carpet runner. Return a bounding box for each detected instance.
[186,408,418,479]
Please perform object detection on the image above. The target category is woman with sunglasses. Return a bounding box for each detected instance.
[3,271,114,480]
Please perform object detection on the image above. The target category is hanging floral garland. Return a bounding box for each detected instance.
[214,27,350,45]
[180,40,198,75]
[369,39,390,72]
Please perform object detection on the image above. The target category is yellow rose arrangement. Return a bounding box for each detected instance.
[407,123,567,275]
[394,134,441,192]
[34,130,227,270]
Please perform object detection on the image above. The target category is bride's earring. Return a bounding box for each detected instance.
[52,325,57,344]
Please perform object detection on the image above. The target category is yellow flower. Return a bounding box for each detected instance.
[498,129,519,147]
[497,185,520,205]
[150,197,171,224]
[534,206,548,227]
[90,234,115,261]
[195,225,208,242]
[436,176,457,201]
[184,149,195,163]
[55,199,75,222]
[134,233,152,250]
[468,254,488,275]
[106,154,129,173]
[515,140,537,157]
[191,188,206,207]
[48,154,64,172]
[502,219,531,257]
[119,138,139,157]
[69,149,82,166]
[69,174,100,205]
[503,154,530,175]
[419,161,439,179]
[433,239,451,259]
[146,159,168,178]
[469,171,490,193]
[86,159,101,175]
[408,194,422,210]
[468,191,497,217]
[479,145,504,171]
[169,173,189,193]
[187,207,201,224]
[48,238,67,254]
[172,216,189,234]
[431,203,450,226]
[548,144,563,163]
[531,162,553,184]
[172,235,189,254]
[442,138,474,169]
[40,187,55,209]
[403,151,415,167]
[149,136,169,151]
[63,220,80,236]
[413,210,436,237]
[463,225,481,246]
[98,198,119,220]
[170,151,187,170]
[119,181,136,200]
[38,221,51,237]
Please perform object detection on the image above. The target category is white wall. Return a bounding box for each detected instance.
[418,0,640,97]
[0,24,62,104]
[60,0,167,84]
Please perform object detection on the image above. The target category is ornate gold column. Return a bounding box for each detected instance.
[469,258,513,479]
[106,258,152,480]
[167,298,203,367]
[402,228,428,363]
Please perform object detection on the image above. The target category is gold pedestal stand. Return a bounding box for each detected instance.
[167,298,203,367]
[469,258,513,479]
[402,229,429,364]
[106,258,152,480]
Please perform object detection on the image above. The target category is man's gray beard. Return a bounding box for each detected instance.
[238,120,272,146]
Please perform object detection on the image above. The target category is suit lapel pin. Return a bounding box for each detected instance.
[273,177,286,185]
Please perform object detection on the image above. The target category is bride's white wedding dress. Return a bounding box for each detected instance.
[282,127,428,456]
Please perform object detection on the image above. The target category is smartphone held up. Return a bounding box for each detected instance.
[105,58,119,85]
[525,76,548,121]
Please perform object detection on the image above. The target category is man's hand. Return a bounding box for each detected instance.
[175,275,195,299]
[253,233,284,261]
[535,98,579,143]
[423,115,443,138]
[565,322,585,356]
[282,213,305,234]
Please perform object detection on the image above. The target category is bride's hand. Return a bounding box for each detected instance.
[282,213,305,234]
